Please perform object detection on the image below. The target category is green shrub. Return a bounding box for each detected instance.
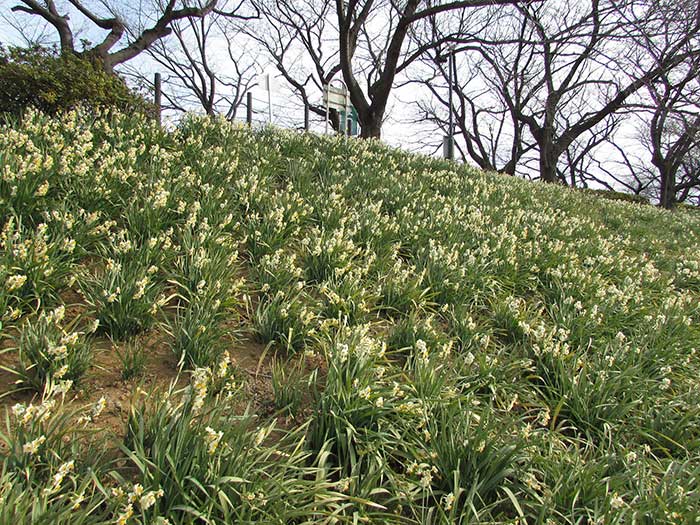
[0,45,153,116]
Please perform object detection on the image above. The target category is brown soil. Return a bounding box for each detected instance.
[0,268,325,462]
[0,326,276,448]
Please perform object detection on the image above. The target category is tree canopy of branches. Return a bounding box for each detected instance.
[496,0,700,184]
[409,10,539,174]
[334,0,540,138]
[9,0,220,73]
[244,0,344,132]
[144,0,259,119]
[635,1,700,208]
[409,0,700,194]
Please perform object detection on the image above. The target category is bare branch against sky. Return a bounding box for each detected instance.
[8,0,219,72]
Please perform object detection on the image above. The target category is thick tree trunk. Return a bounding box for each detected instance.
[101,59,114,75]
[659,167,676,209]
[539,143,560,183]
[79,49,113,74]
[501,160,517,176]
[540,159,558,183]
[359,115,382,139]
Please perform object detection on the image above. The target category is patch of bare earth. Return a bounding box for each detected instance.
[0,326,275,454]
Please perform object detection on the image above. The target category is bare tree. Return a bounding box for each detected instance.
[8,0,220,73]
[503,0,700,184]
[242,0,345,132]
[408,10,540,174]
[555,114,624,187]
[677,145,700,206]
[583,0,700,207]
[143,1,259,119]
[334,0,540,139]
[638,4,700,208]
[408,0,700,197]
[410,52,534,173]
[645,100,700,208]
[1,7,55,47]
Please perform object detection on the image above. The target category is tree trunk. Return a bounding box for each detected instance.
[539,143,560,183]
[659,167,676,209]
[501,160,517,176]
[329,109,341,133]
[359,115,382,139]
[77,49,114,74]
[100,56,115,75]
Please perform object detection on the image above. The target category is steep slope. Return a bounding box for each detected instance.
[1,110,699,523]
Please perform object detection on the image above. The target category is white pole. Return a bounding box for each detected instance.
[267,74,273,125]
[325,86,329,135]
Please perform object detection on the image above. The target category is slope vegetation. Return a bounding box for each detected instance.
[1,110,699,524]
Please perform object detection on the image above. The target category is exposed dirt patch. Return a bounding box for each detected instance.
[0,327,274,448]
[231,337,270,373]
[70,330,181,439]
[61,287,90,324]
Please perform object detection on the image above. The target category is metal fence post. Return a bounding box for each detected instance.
[304,102,310,131]
[246,92,253,126]
[154,73,162,126]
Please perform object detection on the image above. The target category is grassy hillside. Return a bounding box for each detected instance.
[1,109,699,524]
